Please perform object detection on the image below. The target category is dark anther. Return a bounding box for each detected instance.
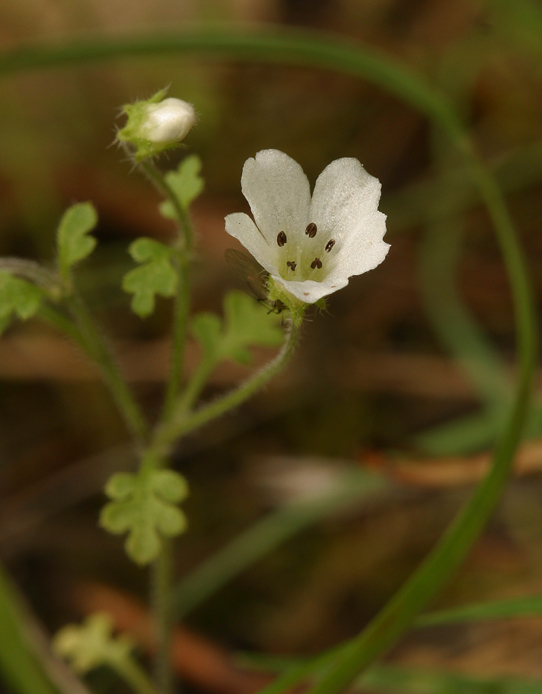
[287,261,297,271]
[277,231,287,247]
[305,222,317,238]
[325,239,335,252]
[311,258,323,270]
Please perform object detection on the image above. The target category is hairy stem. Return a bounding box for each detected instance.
[137,159,194,422]
[163,253,191,421]
[138,159,194,252]
[66,293,149,444]
[152,318,302,453]
[113,658,157,694]
[151,539,174,694]
[174,352,217,417]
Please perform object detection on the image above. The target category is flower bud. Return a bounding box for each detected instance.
[117,90,196,161]
[141,98,196,143]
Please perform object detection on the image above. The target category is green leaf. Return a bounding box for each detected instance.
[416,594,542,628]
[191,312,222,362]
[53,613,133,674]
[100,467,189,565]
[0,271,43,334]
[221,291,284,363]
[0,563,64,694]
[361,664,542,694]
[57,202,98,279]
[192,291,284,367]
[160,155,204,219]
[122,237,177,317]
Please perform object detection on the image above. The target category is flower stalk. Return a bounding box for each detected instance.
[152,317,303,454]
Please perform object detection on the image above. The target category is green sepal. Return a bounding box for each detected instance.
[100,465,189,565]
[116,89,195,161]
[116,89,168,161]
[192,290,284,366]
[57,203,98,281]
[0,271,44,334]
[266,278,307,327]
[160,155,204,218]
[53,613,133,674]
[122,238,178,317]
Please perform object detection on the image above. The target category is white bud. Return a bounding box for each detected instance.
[141,98,196,144]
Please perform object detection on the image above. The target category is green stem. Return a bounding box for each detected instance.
[38,303,87,347]
[138,160,194,252]
[0,28,458,128]
[113,658,158,694]
[66,293,149,444]
[305,158,537,694]
[152,318,302,453]
[0,564,91,694]
[136,163,195,694]
[174,352,218,417]
[163,253,191,421]
[151,539,174,694]
[137,159,194,421]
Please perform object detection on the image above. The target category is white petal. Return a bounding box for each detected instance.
[271,274,349,304]
[241,150,311,243]
[327,211,389,280]
[310,158,382,234]
[143,98,196,143]
[310,158,389,282]
[224,212,278,275]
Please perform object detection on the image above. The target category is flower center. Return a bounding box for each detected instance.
[275,223,337,282]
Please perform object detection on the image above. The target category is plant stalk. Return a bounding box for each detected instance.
[152,318,302,453]
[66,293,149,444]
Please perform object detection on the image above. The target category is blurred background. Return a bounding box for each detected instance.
[1,0,542,691]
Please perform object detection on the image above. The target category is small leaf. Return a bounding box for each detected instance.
[221,291,284,364]
[191,291,284,370]
[191,312,222,362]
[159,155,204,219]
[122,238,177,317]
[53,613,134,674]
[100,468,189,565]
[0,271,43,334]
[57,203,98,278]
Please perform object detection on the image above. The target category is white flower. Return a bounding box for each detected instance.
[141,98,196,143]
[225,150,389,304]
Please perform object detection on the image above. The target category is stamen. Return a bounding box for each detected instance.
[311,258,323,270]
[325,239,335,252]
[277,231,287,247]
[305,222,317,238]
[286,260,297,271]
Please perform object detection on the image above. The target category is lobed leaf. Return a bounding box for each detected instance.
[160,154,204,219]
[122,237,177,317]
[0,271,44,334]
[192,290,284,366]
[100,468,189,565]
[221,291,284,364]
[191,312,222,362]
[53,613,133,674]
[57,202,98,279]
